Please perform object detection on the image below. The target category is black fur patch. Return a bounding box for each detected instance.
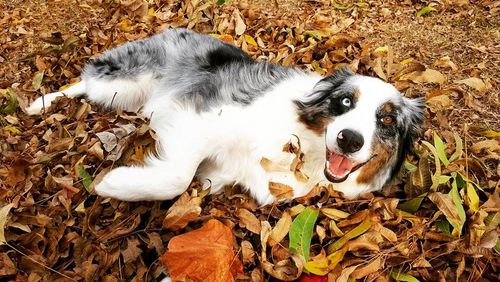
[204,44,253,72]
[295,68,356,131]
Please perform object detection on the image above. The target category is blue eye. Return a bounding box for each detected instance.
[342,97,351,107]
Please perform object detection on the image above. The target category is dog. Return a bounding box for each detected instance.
[27,28,424,205]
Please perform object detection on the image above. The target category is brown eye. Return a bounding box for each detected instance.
[381,116,394,125]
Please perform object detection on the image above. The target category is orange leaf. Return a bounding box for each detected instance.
[160,219,243,282]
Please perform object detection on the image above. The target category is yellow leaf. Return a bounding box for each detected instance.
[79,4,92,9]
[399,58,414,64]
[321,208,350,220]
[269,211,292,246]
[147,7,155,17]
[374,46,388,54]
[304,247,347,275]
[467,183,480,212]
[244,35,257,47]
[327,216,373,254]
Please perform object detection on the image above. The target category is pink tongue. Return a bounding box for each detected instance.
[328,153,355,178]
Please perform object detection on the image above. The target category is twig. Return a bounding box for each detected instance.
[7,242,77,281]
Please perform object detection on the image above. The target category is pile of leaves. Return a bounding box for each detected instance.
[1,0,498,281]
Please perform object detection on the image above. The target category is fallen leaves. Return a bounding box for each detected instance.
[235,208,261,234]
[162,192,203,231]
[0,0,498,281]
[160,219,243,282]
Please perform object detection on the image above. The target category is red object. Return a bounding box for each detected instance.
[298,273,328,282]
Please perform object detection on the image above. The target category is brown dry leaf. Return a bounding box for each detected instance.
[241,240,255,264]
[96,131,118,152]
[412,256,432,268]
[426,95,452,113]
[0,203,14,245]
[121,238,142,263]
[434,56,458,71]
[268,211,292,246]
[235,208,261,234]
[350,257,383,279]
[455,77,488,92]
[233,9,246,36]
[0,252,17,276]
[403,69,446,84]
[428,192,465,229]
[269,182,294,200]
[470,140,499,154]
[373,223,397,242]
[120,0,148,19]
[337,265,358,282]
[160,219,243,282]
[260,221,303,280]
[162,193,202,231]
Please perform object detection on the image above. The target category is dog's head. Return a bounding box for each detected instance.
[296,68,424,198]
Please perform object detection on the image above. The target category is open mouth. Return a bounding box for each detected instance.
[324,150,370,182]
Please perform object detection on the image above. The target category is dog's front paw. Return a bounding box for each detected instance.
[94,167,140,201]
[26,92,64,115]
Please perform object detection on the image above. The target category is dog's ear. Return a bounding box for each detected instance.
[315,67,355,90]
[392,96,425,177]
[402,96,425,143]
[301,67,355,106]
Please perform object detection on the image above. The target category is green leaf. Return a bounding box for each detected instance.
[303,30,325,40]
[216,0,229,5]
[77,164,93,192]
[449,176,466,236]
[436,218,451,235]
[416,6,436,17]
[1,89,18,114]
[404,160,417,172]
[390,268,420,282]
[422,141,441,191]
[332,1,350,10]
[495,239,500,253]
[448,133,463,162]
[433,133,449,167]
[4,126,21,135]
[327,216,372,254]
[398,193,427,213]
[439,175,451,184]
[289,207,319,261]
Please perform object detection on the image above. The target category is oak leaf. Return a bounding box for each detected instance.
[160,219,243,282]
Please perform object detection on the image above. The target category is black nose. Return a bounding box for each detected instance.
[337,129,364,154]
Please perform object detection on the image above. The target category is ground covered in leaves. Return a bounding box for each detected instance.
[0,0,499,281]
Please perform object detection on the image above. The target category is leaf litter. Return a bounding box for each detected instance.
[0,0,499,281]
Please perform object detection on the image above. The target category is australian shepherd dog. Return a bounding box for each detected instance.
[27,28,424,205]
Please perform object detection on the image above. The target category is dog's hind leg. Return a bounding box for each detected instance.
[94,123,211,201]
[27,33,167,115]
